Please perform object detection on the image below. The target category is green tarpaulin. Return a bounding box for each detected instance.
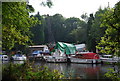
[54,42,76,55]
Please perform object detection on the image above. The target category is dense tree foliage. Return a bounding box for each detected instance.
[86,8,108,52]
[2,2,38,51]
[50,14,65,42]
[63,17,87,43]
[30,12,45,45]
[30,14,87,45]
[97,1,120,56]
[69,19,87,43]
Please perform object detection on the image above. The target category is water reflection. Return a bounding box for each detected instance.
[34,62,118,79]
[2,61,24,64]
[2,61,9,64]
[12,61,24,64]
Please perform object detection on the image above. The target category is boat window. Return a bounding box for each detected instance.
[4,56,8,58]
[103,55,112,58]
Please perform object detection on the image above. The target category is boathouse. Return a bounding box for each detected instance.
[28,45,49,55]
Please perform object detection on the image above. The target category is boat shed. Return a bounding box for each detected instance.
[29,45,49,55]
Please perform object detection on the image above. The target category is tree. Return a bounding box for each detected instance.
[86,14,95,52]
[63,17,85,43]
[2,2,38,51]
[50,14,65,42]
[97,1,120,56]
[70,28,87,44]
[30,12,45,45]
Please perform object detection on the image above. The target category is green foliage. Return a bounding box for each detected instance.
[63,17,87,43]
[86,13,95,52]
[2,2,38,51]
[105,68,120,81]
[49,14,65,42]
[97,1,120,56]
[86,8,108,52]
[41,0,53,8]
[2,61,64,80]
[70,28,87,43]
[30,12,45,45]
[30,13,87,44]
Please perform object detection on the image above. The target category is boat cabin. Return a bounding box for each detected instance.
[74,53,100,59]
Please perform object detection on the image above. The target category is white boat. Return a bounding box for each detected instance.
[44,56,67,63]
[12,54,27,61]
[0,55,9,61]
[100,55,119,63]
[69,52,101,64]
[44,48,67,63]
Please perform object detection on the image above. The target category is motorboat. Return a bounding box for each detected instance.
[44,56,67,63]
[100,55,119,63]
[69,52,101,64]
[28,50,44,61]
[12,54,27,61]
[0,55,9,61]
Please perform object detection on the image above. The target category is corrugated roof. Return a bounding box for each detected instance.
[29,45,48,48]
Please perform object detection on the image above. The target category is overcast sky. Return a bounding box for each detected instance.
[29,0,119,18]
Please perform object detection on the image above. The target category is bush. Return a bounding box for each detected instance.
[105,68,120,81]
[2,61,64,81]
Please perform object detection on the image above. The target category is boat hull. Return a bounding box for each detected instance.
[12,56,27,61]
[70,57,101,64]
[44,56,67,63]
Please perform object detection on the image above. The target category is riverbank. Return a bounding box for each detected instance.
[2,60,119,80]
[2,61,64,81]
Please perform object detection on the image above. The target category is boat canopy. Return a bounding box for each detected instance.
[76,53,100,59]
[75,44,86,52]
[53,42,76,55]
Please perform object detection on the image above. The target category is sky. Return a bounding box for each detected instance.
[29,0,119,18]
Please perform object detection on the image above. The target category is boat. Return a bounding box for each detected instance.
[28,45,50,61]
[100,54,120,64]
[69,52,101,64]
[43,48,67,63]
[44,56,67,63]
[44,42,76,63]
[11,54,27,61]
[0,55,9,61]
[28,50,44,61]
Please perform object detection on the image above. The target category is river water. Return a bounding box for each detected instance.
[2,61,119,80]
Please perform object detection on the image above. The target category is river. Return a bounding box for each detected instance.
[2,61,119,80]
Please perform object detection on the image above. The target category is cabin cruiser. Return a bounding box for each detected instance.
[69,44,101,64]
[44,48,67,63]
[69,52,101,64]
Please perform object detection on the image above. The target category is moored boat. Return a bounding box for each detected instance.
[12,54,27,61]
[100,55,120,64]
[44,56,67,63]
[69,52,101,64]
[0,55,9,61]
[44,42,76,63]
[11,51,27,61]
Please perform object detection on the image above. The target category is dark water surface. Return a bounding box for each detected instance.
[2,61,119,79]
